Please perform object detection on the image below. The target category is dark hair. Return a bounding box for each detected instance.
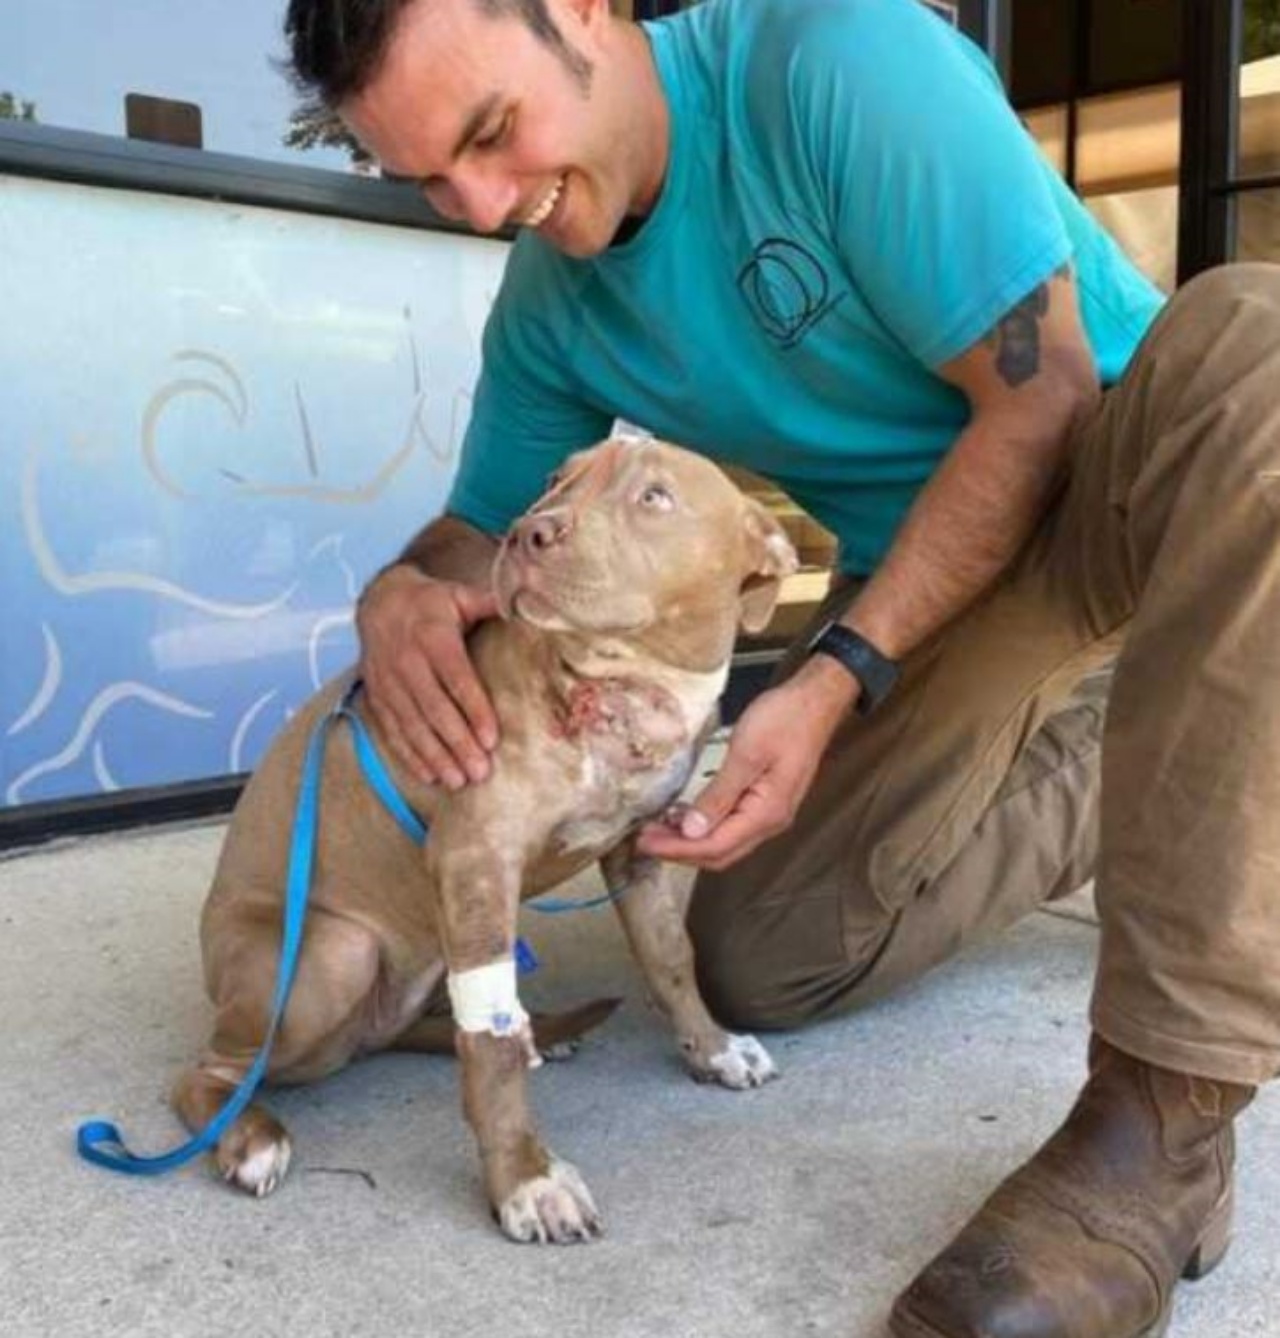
[284,0,592,106]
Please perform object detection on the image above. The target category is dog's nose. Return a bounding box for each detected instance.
[517,509,572,556]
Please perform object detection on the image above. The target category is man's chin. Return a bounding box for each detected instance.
[544,226,609,260]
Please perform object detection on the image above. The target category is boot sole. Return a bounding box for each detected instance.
[889,1189,1234,1338]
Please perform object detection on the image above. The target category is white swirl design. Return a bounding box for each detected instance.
[230,690,279,774]
[22,449,299,619]
[6,682,214,804]
[7,623,62,737]
[91,741,120,793]
[308,612,355,690]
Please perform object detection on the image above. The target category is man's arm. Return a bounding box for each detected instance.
[356,515,502,790]
[822,264,1098,681]
[638,266,1100,869]
[396,513,502,586]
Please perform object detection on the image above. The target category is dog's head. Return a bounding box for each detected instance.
[491,437,798,670]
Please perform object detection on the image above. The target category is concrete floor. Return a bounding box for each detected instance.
[2,818,1278,1338]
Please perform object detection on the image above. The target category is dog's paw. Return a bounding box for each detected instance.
[216,1124,293,1198]
[689,1033,778,1090]
[497,1157,602,1244]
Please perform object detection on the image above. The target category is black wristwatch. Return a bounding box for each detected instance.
[806,621,900,717]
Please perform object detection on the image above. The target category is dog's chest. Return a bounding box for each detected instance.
[547,677,706,855]
[552,743,699,855]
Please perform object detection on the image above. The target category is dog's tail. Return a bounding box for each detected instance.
[389,997,623,1058]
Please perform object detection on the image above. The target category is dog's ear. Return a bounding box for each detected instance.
[738,500,800,633]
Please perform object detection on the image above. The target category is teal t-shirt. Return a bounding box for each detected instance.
[448,0,1165,575]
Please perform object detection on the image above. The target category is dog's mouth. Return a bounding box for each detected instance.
[492,543,654,634]
[492,543,574,628]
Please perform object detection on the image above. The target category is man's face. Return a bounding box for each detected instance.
[341,0,661,258]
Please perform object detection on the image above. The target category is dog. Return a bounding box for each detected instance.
[171,436,799,1243]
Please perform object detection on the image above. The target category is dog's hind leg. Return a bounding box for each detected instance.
[171,1063,293,1198]
[173,901,382,1197]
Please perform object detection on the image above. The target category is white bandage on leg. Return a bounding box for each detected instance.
[447,959,530,1037]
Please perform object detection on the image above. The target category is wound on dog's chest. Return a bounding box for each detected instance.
[550,678,688,770]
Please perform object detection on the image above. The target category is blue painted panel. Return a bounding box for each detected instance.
[1,175,509,807]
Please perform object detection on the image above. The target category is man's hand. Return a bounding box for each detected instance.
[637,657,858,871]
[357,563,500,789]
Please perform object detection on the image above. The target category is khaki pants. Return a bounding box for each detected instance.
[688,263,1280,1087]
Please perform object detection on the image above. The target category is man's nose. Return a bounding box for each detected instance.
[429,168,519,234]
[515,508,573,557]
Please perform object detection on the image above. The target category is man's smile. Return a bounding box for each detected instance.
[520,174,565,228]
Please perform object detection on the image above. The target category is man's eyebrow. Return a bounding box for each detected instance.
[382,93,504,188]
[451,92,504,160]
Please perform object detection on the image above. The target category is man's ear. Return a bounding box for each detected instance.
[739,501,799,634]
[558,0,611,39]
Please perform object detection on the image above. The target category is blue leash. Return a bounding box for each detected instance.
[333,687,629,914]
[77,688,343,1175]
[76,680,624,1175]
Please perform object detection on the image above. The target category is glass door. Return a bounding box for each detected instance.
[1236,1,1280,264]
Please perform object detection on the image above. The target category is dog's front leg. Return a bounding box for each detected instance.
[431,840,601,1244]
[601,843,778,1090]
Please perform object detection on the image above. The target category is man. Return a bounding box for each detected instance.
[284,0,1280,1333]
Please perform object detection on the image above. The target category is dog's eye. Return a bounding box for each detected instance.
[638,482,675,511]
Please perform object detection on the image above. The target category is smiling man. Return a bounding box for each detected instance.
[283,1,1280,1334]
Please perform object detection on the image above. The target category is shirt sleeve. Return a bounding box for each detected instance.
[446,272,613,537]
[760,0,1074,369]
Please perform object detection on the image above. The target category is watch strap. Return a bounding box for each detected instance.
[808,622,900,717]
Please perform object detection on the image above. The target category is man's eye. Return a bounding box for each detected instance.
[475,114,512,151]
[638,483,675,511]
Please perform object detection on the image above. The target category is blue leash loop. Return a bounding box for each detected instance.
[76,679,623,1175]
[77,689,344,1175]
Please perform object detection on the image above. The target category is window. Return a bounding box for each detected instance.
[1238,1,1280,183]
[1011,1,1183,291]
[2,0,364,173]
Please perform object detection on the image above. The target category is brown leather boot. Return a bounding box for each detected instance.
[889,1037,1254,1338]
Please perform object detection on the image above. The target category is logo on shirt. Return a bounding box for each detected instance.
[737,238,841,349]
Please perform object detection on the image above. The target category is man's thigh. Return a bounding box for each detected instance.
[689,504,1123,1030]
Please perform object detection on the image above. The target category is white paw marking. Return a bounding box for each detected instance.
[225,1136,292,1198]
[707,1033,778,1090]
[498,1157,602,1244]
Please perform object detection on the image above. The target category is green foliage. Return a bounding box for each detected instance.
[0,90,37,122]
[283,100,375,170]
[1244,0,1280,62]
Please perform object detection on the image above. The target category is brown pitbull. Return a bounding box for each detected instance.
[171,436,798,1242]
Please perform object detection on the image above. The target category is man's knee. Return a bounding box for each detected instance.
[687,877,890,1032]
[1120,261,1280,495]
[1171,261,1280,321]
[1153,262,1280,381]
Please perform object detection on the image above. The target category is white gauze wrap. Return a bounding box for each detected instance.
[447,959,530,1037]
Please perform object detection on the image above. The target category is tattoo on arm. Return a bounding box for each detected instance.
[984,264,1070,389]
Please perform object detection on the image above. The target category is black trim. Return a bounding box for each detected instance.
[1013,71,1183,114]
[1177,0,1238,283]
[0,775,248,854]
[959,0,1012,81]
[0,120,511,238]
[1218,173,1280,195]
